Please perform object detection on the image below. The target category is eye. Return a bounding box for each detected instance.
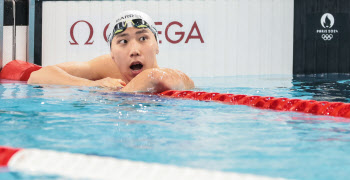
[118,39,127,44]
[139,36,148,41]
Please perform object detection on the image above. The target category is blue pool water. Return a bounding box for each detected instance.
[1,74,350,179]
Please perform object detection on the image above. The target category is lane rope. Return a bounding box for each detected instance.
[0,146,281,180]
[0,60,41,81]
[158,90,350,119]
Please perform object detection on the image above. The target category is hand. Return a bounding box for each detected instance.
[90,77,126,89]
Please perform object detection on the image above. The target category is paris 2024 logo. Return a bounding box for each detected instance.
[316,13,339,41]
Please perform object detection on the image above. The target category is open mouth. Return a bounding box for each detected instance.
[130,61,143,72]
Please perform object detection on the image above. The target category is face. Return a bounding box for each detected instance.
[110,27,159,82]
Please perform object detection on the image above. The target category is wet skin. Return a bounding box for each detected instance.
[28,28,194,92]
[110,27,159,83]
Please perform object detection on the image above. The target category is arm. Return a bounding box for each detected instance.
[27,63,96,86]
[27,54,125,87]
[121,68,194,93]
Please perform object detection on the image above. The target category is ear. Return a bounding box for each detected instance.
[110,42,114,58]
[110,49,116,62]
[155,42,159,54]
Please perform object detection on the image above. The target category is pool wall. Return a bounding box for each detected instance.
[1,0,28,68]
[0,0,4,69]
[293,0,350,74]
[1,0,350,76]
[39,0,294,77]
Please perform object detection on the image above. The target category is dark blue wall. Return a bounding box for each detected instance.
[4,0,28,26]
[294,0,350,74]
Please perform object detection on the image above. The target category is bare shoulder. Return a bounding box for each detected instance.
[85,54,122,79]
[143,67,195,89]
[86,54,113,65]
[53,54,121,80]
[155,68,192,79]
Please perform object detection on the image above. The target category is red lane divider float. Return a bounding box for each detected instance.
[159,90,350,118]
[0,60,42,81]
[0,146,20,167]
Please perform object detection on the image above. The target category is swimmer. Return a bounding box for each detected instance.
[28,10,194,93]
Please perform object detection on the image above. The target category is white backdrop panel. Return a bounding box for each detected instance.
[42,0,294,77]
[2,26,28,67]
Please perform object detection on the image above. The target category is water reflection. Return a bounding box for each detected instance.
[292,74,350,102]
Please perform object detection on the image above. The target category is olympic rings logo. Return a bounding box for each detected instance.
[321,34,333,41]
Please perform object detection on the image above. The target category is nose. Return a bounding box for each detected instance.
[129,40,141,58]
[130,50,140,57]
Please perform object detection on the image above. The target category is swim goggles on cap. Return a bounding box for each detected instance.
[109,18,158,47]
[112,19,153,35]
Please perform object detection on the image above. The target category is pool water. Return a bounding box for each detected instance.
[1,74,350,179]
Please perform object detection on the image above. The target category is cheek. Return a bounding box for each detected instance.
[113,52,131,72]
[145,42,157,55]
[112,50,123,64]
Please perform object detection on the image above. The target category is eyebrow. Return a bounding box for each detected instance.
[135,29,148,34]
[116,33,129,38]
[115,29,149,38]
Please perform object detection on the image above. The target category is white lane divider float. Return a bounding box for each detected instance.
[0,146,285,180]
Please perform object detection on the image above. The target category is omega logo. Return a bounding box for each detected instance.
[69,20,95,45]
[69,20,204,45]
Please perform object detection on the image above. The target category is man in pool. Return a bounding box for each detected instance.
[28,10,194,93]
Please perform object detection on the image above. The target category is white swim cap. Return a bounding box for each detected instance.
[107,10,158,47]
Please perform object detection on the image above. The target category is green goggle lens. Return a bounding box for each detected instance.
[136,24,148,28]
[114,29,125,34]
